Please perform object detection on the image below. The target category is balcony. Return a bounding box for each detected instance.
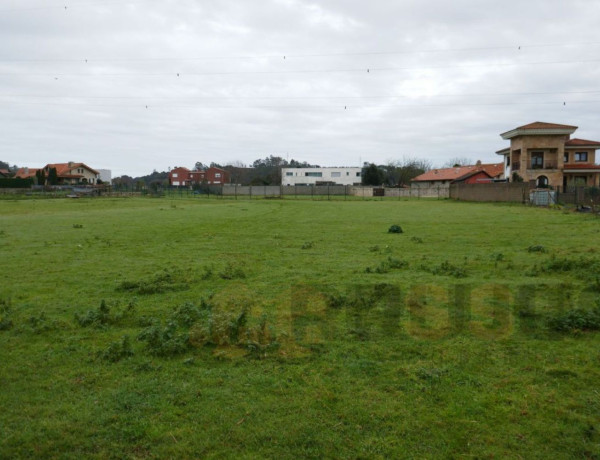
[529,161,557,170]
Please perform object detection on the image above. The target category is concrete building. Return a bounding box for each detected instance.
[97,169,112,184]
[496,122,600,189]
[282,167,362,186]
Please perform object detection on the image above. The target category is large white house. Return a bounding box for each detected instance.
[282,167,362,186]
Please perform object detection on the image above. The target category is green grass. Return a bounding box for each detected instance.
[1,197,599,458]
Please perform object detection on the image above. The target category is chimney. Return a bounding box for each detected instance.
[24,167,29,175]
[68,161,74,168]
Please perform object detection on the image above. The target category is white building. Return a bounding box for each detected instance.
[282,167,362,186]
[97,169,112,184]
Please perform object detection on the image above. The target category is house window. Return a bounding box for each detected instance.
[506,156,510,166]
[531,152,544,169]
[563,153,569,163]
[172,173,178,178]
[215,173,221,178]
[331,172,341,178]
[286,172,293,176]
[305,172,322,177]
[346,172,349,176]
[575,152,588,162]
[356,172,361,177]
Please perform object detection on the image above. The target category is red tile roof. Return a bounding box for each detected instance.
[46,163,99,176]
[480,163,504,178]
[517,122,578,130]
[565,138,600,147]
[412,163,504,182]
[14,167,39,179]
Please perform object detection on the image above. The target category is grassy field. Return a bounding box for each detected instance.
[1,197,599,458]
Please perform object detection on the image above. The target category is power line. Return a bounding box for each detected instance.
[1,58,599,77]
[2,89,600,101]
[0,42,599,63]
[0,99,596,109]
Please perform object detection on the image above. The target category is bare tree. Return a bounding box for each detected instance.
[442,157,474,168]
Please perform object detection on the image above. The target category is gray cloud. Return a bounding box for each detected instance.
[1,0,600,176]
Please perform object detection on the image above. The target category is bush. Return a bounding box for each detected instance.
[527,245,547,253]
[75,299,111,327]
[117,268,190,294]
[388,225,403,234]
[138,321,190,357]
[101,335,134,362]
[218,262,246,280]
[547,306,600,332]
[365,256,409,274]
[427,261,467,278]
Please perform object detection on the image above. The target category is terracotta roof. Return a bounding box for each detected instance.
[46,162,100,176]
[454,169,493,182]
[501,122,578,140]
[480,163,504,178]
[0,169,10,176]
[563,164,600,170]
[565,138,600,147]
[412,162,504,182]
[14,167,39,179]
[516,122,578,130]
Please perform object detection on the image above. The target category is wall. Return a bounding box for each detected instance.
[450,183,530,202]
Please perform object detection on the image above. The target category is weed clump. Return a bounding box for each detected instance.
[0,298,12,331]
[100,335,134,362]
[76,299,136,328]
[189,308,279,358]
[118,268,190,294]
[218,262,246,280]
[423,261,467,278]
[365,256,409,274]
[527,245,547,253]
[301,241,314,250]
[546,305,600,333]
[388,225,403,234]
[138,321,190,357]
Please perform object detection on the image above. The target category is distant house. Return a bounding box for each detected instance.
[411,163,504,189]
[44,162,100,185]
[496,121,600,189]
[14,167,40,180]
[15,162,99,185]
[282,167,362,186]
[0,169,12,178]
[168,166,230,187]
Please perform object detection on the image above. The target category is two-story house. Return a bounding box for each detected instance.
[168,166,230,187]
[496,122,600,189]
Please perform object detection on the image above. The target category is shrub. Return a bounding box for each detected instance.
[218,262,246,280]
[388,225,403,234]
[75,299,111,327]
[117,268,190,294]
[301,241,314,250]
[365,256,409,274]
[0,316,13,331]
[427,261,467,278]
[76,299,136,328]
[138,321,190,357]
[547,306,600,332]
[101,335,134,362]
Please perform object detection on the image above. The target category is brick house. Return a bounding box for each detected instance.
[168,166,230,187]
[496,122,600,189]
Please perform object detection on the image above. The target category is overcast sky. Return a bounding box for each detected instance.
[1,0,600,177]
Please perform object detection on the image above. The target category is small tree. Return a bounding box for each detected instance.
[362,163,385,186]
[47,167,58,185]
